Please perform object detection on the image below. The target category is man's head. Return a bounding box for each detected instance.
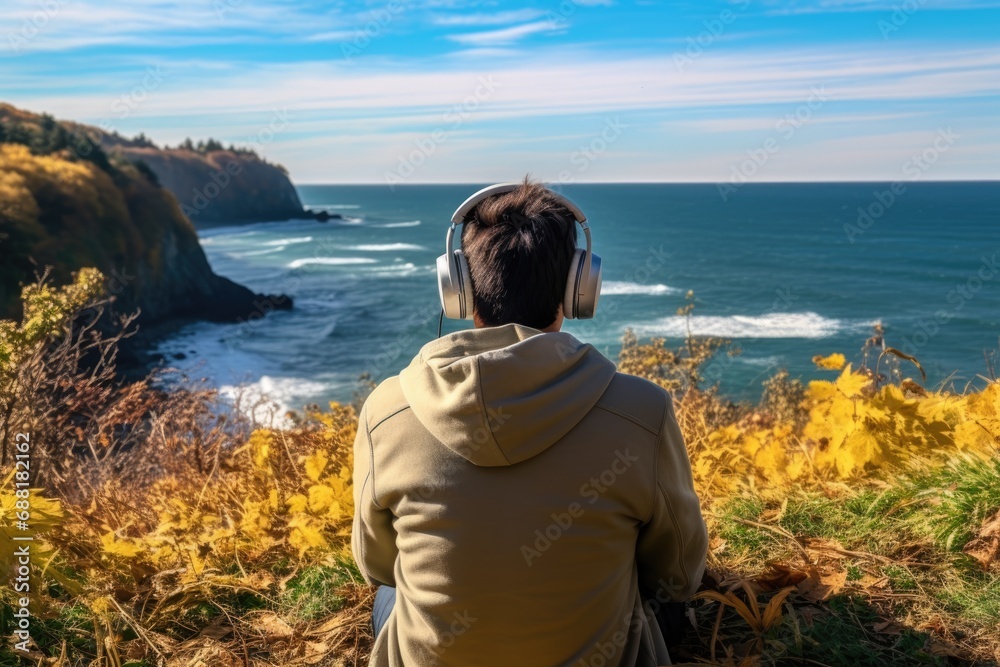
[460,178,578,331]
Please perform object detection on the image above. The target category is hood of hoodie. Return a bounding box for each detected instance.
[398,323,617,467]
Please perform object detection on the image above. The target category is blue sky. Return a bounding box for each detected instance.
[1,0,998,183]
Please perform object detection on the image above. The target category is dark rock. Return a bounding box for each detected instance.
[0,102,296,379]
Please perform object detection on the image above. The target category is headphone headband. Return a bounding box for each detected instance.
[451,182,588,224]
[437,182,602,322]
[447,182,593,273]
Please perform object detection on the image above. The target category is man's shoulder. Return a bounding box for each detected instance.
[594,372,673,436]
[359,375,412,432]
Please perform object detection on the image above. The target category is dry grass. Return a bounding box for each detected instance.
[2,275,998,666]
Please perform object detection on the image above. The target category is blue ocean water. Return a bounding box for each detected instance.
[156,183,1000,414]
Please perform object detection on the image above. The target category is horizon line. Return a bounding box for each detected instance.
[294,179,1000,186]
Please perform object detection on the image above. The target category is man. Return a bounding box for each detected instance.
[352,179,708,666]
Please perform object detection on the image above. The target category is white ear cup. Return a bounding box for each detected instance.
[441,183,603,323]
[454,250,474,320]
[437,249,474,320]
[562,249,584,319]
[579,252,602,319]
[562,249,602,319]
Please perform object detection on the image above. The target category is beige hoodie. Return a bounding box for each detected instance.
[352,324,707,667]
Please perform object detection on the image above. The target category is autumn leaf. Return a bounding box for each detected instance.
[812,353,846,370]
[101,531,142,559]
[304,451,328,482]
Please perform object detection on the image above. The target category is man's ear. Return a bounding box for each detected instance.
[542,304,564,333]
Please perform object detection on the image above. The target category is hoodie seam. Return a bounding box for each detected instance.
[645,394,670,525]
[368,404,412,434]
[474,356,510,465]
[657,479,691,595]
[593,403,659,436]
[652,392,690,594]
[363,407,385,510]
[357,469,373,578]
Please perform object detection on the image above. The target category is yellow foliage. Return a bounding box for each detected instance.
[0,267,104,370]
[79,403,358,580]
[100,530,142,559]
[305,450,329,482]
[687,361,1000,493]
[812,353,846,370]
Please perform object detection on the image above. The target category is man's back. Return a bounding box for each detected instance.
[353,323,707,666]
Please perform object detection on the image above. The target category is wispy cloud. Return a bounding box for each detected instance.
[1,0,997,181]
[675,112,925,133]
[446,21,563,46]
[14,45,998,123]
[431,9,545,26]
[0,0,354,52]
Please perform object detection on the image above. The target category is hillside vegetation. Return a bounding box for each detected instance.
[63,113,308,225]
[1,276,999,666]
[0,103,289,325]
[110,146,306,226]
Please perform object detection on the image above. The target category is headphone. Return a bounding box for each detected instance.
[436,182,603,321]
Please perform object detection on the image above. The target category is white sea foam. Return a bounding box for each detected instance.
[363,262,425,277]
[153,321,336,425]
[199,230,259,245]
[293,297,340,310]
[287,257,376,269]
[379,220,422,228]
[347,243,426,251]
[601,281,679,296]
[219,376,330,425]
[230,246,286,257]
[264,236,312,246]
[630,312,869,339]
[738,355,784,367]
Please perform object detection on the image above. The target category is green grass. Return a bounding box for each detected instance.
[708,457,1000,664]
[279,554,365,623]
[789,596,949,667]
[909,456,1000,552]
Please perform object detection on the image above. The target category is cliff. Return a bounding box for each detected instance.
[0,102,291,326]
[108,143,310,226]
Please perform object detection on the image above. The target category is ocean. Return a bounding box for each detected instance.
[155,183,1000,416]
